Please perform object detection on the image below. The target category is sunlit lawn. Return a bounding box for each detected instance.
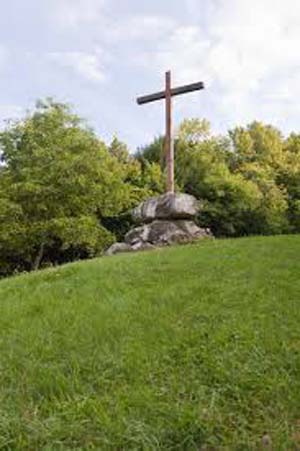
[0,235,299,449]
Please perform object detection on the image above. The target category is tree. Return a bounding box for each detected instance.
[0,99,132,274]
[174,120,262,236]
[1,104,299,277]
[138,119,291,236]
[280,133,300,231]
[136,136,165,167]
[101,136,164,241]
[229,122,289,234]
[109,135,164,204]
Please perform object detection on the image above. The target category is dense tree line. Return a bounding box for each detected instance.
[138,119,300,237]
[1,100,299,277]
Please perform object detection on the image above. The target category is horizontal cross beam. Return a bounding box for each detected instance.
[137,81,205,105]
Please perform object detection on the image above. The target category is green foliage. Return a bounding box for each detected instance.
[103,136,164,239]
[177,117,211,143]
[136,136,165,166]
[174,120,264,235]
[108,135,164,201]
[0,100,132,275]
[0,235,300,448]
[229,122,290,234]
[280,133,300,231]
[140,119,297,237]
[1,100,300,275]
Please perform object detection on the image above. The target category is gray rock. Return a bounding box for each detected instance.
[261,434,272,448]
[176,220,212,238]
[147,220,188,245]
[106,193,213,257]
[131,241,155,252]
[125,224,150,245]
[132,193,200,223]
[105,241,156,256]
[125,220,211,247]
[105,242,132,256]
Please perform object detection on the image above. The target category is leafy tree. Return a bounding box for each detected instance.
[229,122,289,234]
[109,136,164,203]
[0,99,132,274]
[1,102,299,278]
[136,136,165,167]
[138,119,291,236]
[280,133,300,231]
[228,122,285,169]
[102,136,164,240]
[174,120,262,235]
[177,118,211,144]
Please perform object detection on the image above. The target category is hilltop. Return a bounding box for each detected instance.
[0,236,300,449]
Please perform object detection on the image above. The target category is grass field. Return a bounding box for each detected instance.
[0,235,300,449]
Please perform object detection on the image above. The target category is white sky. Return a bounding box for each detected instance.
[0,0,299,149]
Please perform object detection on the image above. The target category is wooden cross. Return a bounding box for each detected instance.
[137,71,205,193]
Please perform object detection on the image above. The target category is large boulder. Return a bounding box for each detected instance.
[132,193,200,223]
[105,242,132,256]
[125,220,211,247]
[105,192,213,257]
[104,240,155,256]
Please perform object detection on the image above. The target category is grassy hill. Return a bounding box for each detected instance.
[0,235,300,450]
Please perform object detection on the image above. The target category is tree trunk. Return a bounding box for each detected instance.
[32,243,45,271]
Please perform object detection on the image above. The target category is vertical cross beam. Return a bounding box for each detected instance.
[165,71,174,193]
[136,72,205,194]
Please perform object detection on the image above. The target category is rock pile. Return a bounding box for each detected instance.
[105,193,212,256]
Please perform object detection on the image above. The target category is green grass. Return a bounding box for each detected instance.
[0,236,300,450]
